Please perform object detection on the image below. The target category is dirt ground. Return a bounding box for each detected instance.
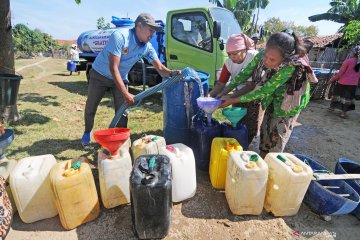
[5,59,360,240]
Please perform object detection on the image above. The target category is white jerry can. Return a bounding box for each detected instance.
[159,143,196,202]
[10,154,58,223]
[225,151,268,215]
[264,153,313,216]
[98,145,132,208]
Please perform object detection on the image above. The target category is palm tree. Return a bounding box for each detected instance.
[308,0,360,30]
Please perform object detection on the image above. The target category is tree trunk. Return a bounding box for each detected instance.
[254,7,260,33]
[249,14,256,35]
[0,0,20,123]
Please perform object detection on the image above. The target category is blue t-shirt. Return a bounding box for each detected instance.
[92,28,158,82]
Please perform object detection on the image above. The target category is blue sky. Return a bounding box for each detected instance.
[11,0,343,40]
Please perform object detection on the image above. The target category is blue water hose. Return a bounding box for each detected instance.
[109,67,192,128]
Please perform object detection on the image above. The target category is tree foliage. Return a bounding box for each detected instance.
[12,23,59,56]
[97,17,111,29]
[209,0,270,33]
[263,17,319,36]
[343,20,360,47]
[308,0,360,31]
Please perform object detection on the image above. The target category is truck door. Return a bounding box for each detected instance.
[166,12,215,85]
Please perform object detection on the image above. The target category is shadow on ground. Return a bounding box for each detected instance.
[8,139,85,158]
[129,130,163,143]
[11,198,137,239]
[49,81,88,96]
[76,205,137,240]
[180,170,230,219]
[10,109,50,127]
[18,93,60,107]
[52,73,72,77]
[11,214,64,232]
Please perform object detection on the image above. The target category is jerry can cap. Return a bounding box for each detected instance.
[250,154,259,162]
[148,156,156,170]
[166,145,175,152]
[71,161,81,170]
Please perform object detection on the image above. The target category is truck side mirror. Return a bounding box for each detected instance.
[213,21,221,39]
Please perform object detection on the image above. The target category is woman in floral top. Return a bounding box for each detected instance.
[219,30,316,158]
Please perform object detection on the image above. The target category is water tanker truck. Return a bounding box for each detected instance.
[77,6,242,88]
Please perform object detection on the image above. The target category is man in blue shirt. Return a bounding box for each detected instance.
[82,13,180,149]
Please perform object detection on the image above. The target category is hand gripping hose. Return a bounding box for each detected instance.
[109,67,192,128]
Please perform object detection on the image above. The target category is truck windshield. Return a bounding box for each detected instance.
[209,8,242,42]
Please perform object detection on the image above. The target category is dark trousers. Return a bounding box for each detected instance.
[84,69,128,133]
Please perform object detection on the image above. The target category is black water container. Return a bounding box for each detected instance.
[221,122,249,150]
[190,113,221,171]
[0,74,23,106]
[130,155,172,239]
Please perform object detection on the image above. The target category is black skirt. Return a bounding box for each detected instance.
[330,83,356,112]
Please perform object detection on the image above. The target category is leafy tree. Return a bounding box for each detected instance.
[264,17,319,36]
[97,17,111,29]
[308,0,360,31]
[209,0,270,34]
[13,24,59,56]
[343,20,360,47]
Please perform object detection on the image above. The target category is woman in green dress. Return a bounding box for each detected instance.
[219,30,316,158]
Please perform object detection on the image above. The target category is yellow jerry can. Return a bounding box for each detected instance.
[209,138,242,189]
[50,160,100,230]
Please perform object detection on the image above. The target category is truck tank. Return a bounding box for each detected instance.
[77,17,165,62]
[77,17,165,85]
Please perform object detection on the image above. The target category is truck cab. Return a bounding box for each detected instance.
[166,7,242,87]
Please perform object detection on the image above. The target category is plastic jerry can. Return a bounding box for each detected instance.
[209,138,242,189]
[225,151,268,215]
[130,155,172,239]
[159,143,196,202]
[131,135,166,161]
[221,122,249,150]
[50,160,100,230]
[67,61,76,72]
[98,146,132,208]
[190,115,221,171]
[264,153,313,216]
[10,154,58,223]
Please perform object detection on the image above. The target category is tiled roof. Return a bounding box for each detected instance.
[56,39,77,46]
[254,34,343,50]
[303,34,342,48]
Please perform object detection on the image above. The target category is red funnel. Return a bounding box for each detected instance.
[93,128,130,156]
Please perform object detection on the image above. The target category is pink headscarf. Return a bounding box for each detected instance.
[226,33,255,52]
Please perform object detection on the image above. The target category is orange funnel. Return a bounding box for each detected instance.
[93,128,130,156]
